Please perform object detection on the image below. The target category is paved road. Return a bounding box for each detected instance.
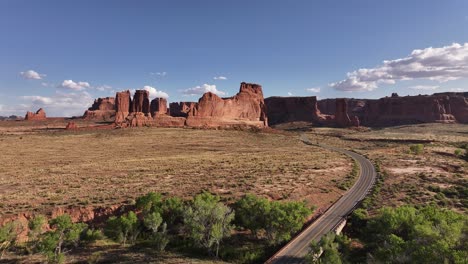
[266,134,376,264]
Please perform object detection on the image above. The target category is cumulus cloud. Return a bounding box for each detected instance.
[409,85,439,91]
[20,91,94,117]
[59,80,91,91]
[181,84,226,96]
[287,92,293,96]
[21,95,54,105]
[306,87,321,93]
[213,76,227,80]
[330,43,468,91]
[96,85,112,91]
[143,85,169,99]
[20,70,45,80]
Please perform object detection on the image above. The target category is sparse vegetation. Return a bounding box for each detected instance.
[0,221,20,259]
[409,143,424,154]
[0,125,349,217]
[1,122,467,263]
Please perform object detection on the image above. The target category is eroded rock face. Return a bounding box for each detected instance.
[186,82,268,127]
[118,112,153,128]
[169,102,197,117]
[83,97,116,121]
[115,90,132,123]
[335,99,353,127]
[65,122,78,130]
[265,96,332,126]
[25,108,46,121]
[131,90,150,114]
[89,97,115,111]
[318,92,468,126]
[362,95,457,126]
[150,98,168,116]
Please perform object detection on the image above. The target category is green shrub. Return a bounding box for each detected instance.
[409,144,424,155]
[104,211,140,245]
[136,192,163,215]
[38,214,87,264]
[0,221,21,259]
[184,192,235,257]
[235,194,312,245]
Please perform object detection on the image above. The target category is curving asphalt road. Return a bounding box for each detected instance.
[266,134,376,264]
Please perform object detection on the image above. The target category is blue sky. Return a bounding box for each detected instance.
[1,0,468,116]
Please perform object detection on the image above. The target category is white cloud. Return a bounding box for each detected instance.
[409,85,439,90]
[449,87,467,92]
[213,76,227,80]
[181,84,226,96]
[96,85,112,91]
[143,85,169,99]
[20,70,45,80]
[306,87,321,93]
[330,43,468,91]
[21,95,54,105]
[287,92,293,96]
[59,80,91,91]
[19,91,94,117]
[150,72,167,77]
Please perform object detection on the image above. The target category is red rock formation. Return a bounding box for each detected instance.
[335,99,353,127]
[83,97,116,121]
[117,112,153,128]
[89,97,115,111]
[153,116,186,127]
[25,108,46,121]
[65,122,78,130]
[264,96,332,126]
[115,90,132,123]
[169,102,197,117]
[318,92,468,126]
[131,90,150,114]
[150,98,168,116]
[362,95,457,126]
[318,98,366,117]
[185,82,268,128]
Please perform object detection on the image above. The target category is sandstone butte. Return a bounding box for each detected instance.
[185,82,268,128]
[24,108,47,121]
[83,97,116,121]
[82,84,468,128]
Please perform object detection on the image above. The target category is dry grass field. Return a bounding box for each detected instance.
[305,123,468,213]
[0,120,351,220]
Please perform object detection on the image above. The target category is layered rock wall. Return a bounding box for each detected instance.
[150,98,168,116]
[265,96,332,126]
[131,90,150,114]
[169,102,197,117]
[185,82,268,128]
[83,97,116,121]
[318,92,468,126]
